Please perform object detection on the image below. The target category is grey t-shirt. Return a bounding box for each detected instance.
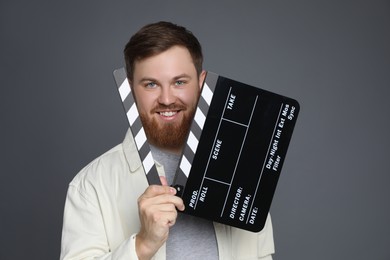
[150,146,219,260]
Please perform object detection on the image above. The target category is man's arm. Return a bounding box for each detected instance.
[60,177,183,260]
[135,177,184,259]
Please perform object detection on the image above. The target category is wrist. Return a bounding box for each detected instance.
[135,233,156,260]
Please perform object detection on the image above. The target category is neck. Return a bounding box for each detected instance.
[150,142,183,156]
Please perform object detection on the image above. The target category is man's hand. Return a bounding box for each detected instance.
[135,176,185,260]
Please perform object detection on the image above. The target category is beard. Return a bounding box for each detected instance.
[139,103,196,152]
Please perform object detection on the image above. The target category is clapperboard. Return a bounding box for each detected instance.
[114,68,299,232]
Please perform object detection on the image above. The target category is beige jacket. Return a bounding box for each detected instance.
[60,130,275,259]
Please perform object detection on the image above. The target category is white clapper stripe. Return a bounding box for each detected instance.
[134,129,147,151]
[119,79,131,101]
[179,156,192,177]
[202,83,213,105]
[127,103,139,126]
[143,152,155,174]
[187,131,199,154]
[194,107,206,129]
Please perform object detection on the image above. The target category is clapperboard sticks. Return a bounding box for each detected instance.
[113,68,217,195]
[113,68,160,185]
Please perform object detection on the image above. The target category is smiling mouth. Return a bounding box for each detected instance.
[159,111,178,117]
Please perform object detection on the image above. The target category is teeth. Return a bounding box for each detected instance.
[160,111,177,117]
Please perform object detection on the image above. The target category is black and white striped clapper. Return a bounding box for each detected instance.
[113,68,160,185]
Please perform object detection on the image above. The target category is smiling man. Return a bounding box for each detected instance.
[60,21,275,260]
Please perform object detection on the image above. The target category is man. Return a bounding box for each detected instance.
[60,21,275,260]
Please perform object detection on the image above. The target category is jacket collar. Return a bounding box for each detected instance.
[122,129,142,172]
[122,129,165,176]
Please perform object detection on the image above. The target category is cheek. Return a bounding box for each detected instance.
[134,93,154,113]
[179,88,200,106]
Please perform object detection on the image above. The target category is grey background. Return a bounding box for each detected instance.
[1,1,389,259]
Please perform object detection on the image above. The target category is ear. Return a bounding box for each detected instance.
[198,70,207,90]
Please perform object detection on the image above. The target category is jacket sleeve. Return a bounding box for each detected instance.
[60,185,139,260]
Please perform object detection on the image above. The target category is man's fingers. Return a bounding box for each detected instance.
[139,193,184,210]
[142,184,176,197]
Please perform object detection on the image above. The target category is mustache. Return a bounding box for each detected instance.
[151,103,186,112]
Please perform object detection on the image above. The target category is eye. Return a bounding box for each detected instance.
[145,81,157,88]
[175,80,186,86]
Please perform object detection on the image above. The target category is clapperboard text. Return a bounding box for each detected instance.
[229,186,255,223]
[266,104,296,172]
[211,94,235,160]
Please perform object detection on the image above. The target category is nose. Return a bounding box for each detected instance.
[158,86,176,105]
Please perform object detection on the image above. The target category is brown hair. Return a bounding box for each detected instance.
[124,21,203,82]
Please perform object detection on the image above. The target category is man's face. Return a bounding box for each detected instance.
[132,45,206,154]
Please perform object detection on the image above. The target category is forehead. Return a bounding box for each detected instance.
[133,46,197,81]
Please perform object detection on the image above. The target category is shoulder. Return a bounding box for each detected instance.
[69,143,128,195]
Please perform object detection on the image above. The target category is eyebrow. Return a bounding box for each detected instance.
[138,77,159,83]
[138,74,192,84]
[173,73,192,80]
